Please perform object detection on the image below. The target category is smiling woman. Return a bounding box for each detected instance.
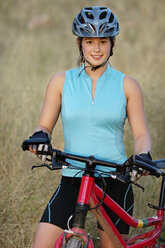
[80,37,111,70]
[76,37,115,69]
[23,5,151,248]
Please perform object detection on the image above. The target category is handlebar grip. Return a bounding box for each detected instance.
[134,155,164,176]
[21,138,49,151]
[154,161,165,169]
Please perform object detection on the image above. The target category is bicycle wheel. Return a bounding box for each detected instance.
[66,238,84,248]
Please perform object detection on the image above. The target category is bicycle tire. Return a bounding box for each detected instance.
[66,238,84,248]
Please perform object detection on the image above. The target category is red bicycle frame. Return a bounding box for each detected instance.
[21,139,165,248]
[55,174,165,248]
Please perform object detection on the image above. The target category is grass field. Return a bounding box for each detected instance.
[0,0,165,247]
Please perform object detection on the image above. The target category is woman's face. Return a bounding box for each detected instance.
[81,37,111,67]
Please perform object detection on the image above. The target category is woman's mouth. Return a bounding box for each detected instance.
[91,55,103,60]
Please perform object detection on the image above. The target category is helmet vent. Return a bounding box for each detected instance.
[99,11,107,19]
[99,23,106,32]
[85,11,94,20]
[106,27,114,34]
[80,27,86,34]
[78,14,85,24]
[88,23,96,33]
[73,23,77,31]
[85,7,92,10]
[109,13,114,23]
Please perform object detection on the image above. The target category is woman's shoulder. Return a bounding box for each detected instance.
[51,67,78,81]
[124,75,143,100]
[124,75,141,91]
[47,67,78,93]
[50,71,65,83]
[46,71,65,96]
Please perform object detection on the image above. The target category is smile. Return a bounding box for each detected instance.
[91,55,103,60]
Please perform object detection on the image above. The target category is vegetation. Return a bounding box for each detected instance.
[0,0,165,247]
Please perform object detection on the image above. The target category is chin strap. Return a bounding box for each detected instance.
[90,62,107,71]
[78,59,109,77]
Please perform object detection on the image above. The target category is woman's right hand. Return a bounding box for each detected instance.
[28,130,51,161]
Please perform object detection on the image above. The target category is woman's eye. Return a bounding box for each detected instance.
[101,40,107,44]
[86,41,92,44]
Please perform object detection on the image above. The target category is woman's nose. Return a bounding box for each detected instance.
[93,43,101,52]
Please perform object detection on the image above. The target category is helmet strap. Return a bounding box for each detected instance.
[85,59,108,71]
[78,58,109,77]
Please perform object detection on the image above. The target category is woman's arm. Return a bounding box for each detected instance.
[124,75,152,155]
[34,72,65,139]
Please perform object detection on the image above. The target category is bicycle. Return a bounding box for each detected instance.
[22,139,165,248]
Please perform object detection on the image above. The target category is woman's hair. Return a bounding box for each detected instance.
[76,37,115,67]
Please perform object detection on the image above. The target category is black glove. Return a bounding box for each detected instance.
[29,130,51,161]
[138,152,152,161]
[131,152,152,181]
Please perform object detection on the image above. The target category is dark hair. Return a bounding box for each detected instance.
[77,37,115,67]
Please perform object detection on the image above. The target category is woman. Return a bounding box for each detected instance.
[27,6,152,248]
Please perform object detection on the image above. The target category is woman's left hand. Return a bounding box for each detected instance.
[131,152,152,181]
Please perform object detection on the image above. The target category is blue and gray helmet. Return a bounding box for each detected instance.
[72,6,120,38]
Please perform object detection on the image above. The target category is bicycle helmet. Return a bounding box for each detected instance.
[72,6,119,38]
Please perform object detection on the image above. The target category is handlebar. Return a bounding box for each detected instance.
[21,139,165,177]
[22,138,49,149]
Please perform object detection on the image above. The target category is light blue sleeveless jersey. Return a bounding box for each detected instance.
[61,64,127,177]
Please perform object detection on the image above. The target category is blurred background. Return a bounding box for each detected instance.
[0,0,165,247]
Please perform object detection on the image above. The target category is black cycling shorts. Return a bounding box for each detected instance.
[40,176,134,234]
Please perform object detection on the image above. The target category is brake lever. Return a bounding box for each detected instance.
[131,180,145,192]
[31,163,62,170]
[31,163,55,170]
[114,172,145,192]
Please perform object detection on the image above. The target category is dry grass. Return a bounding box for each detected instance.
[0,0,165,247]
